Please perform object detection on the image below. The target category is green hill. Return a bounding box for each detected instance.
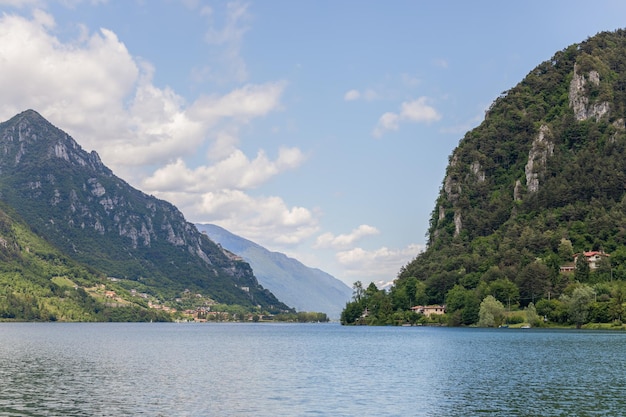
[0,204,173,321]
[342,29,626,327]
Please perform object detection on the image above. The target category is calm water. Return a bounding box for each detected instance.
[1,323,625,416]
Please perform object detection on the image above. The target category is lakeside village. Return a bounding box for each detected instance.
[355,250,614,326]
[89,281,328,323]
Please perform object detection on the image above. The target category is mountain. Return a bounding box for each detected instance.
[0,110,291,313]
[342,29,626,326]
[196,223,352,319]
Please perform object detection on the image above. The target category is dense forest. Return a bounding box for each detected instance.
[342,30,626,328]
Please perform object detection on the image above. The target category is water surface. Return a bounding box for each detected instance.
[1,323,624,416]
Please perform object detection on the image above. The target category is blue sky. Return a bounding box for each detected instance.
[0,0,625,287]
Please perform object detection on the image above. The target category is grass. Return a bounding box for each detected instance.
[51,276,77,288]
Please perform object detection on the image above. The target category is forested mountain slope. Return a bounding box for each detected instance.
[0,203,172,321]
[344,30,626,326]
[0,110,291,314]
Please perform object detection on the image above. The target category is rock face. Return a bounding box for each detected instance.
[196,223,352,319]
[427,30,626,243]
[0,110,290,311]
[524,125,554,193]
[569,64,610,121]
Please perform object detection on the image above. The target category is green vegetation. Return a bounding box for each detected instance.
[342,30,626,329]
[0,205,170,321]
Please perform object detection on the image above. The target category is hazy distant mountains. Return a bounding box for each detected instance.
[196,223,352,319]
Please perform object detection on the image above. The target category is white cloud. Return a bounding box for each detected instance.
[0,12,137,119]
[336,243,425,281]
[344,89,360,101]
[188,82,286,122]
[344,88,379,102]
[315,225,380,249]
[142,147,305,192]
[161,189,319,246]
[400,98,441,123]
[373,97,441,137]
[0,0,42,6]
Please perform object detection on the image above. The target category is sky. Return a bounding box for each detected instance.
[0,0,625,288]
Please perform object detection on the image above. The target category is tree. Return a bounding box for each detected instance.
[445,284,480,326]
[487,278,519,307]
[340,299,364,325]
[575,253,590,282]
[525,302,541,327]
[609,283,625,322]
[594,256,612,282]
[478,295,505,327]
[352,281,364,302]
[516,262,550,306]
[558,238,574,262]
[562,285,595,328]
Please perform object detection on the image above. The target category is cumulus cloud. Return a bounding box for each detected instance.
[143,147,305,192]
[373,97,441,137]
[0,12,138,124]
[315,225,380,249]
[187,82,286,123]
[336,243,425,281]
[157,189,319,246]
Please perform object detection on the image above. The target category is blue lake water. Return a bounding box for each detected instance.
[1,323,625,416]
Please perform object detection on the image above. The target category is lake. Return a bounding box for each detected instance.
[1,323,625,416]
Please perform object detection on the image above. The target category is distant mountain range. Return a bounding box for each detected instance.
[196,223,352,319]
[0,110,291,317]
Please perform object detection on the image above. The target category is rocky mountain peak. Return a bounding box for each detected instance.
[0,109,109,175]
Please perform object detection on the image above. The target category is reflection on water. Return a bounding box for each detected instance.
[1,323,625,416]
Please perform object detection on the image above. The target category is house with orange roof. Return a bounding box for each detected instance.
[411,305,446,317]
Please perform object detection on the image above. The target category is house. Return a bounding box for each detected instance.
[574,251,610,270]
[411,305,446,317]
[561,250,610,273]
